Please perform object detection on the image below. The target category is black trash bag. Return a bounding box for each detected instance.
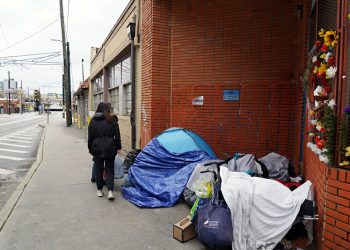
[123,149,141,172]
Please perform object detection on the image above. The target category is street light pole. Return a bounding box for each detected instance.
[8,71,11,115]
[59,0,71,126]
[82,59,85,82]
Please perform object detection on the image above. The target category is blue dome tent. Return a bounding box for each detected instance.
[122,128,217,208]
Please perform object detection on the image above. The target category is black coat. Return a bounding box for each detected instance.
[88,113,121,159]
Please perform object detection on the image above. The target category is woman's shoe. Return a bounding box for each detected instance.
[108,191,114,200]
[97,190,104,197]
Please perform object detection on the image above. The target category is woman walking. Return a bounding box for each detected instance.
[88,102,121,200]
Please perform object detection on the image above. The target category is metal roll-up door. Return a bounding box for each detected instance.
[317,0,338,31]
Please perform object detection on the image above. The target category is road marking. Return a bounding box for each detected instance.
[0,142,30,148]
[0,126,39,140]
[1,139,32,144]
[0,148,29,153]
[0,155,26,161]
[0,116,42,126]
[8,136,36,140]
[0,168,16,175]
[11,135,36,139]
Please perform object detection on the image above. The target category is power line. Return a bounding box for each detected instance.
[0,19,58,52]
[0,51,62,59]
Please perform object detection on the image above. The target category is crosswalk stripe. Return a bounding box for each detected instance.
[0,155,26,161]
[0,168,16,175]
[1,139,32,144]
[9,136,36,140]
[0,148,29,153]
[17,132,37,135]
[0,142,31,148]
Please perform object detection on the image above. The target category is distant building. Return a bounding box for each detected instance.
[2,79,17,91]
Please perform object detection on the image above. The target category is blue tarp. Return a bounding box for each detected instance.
[122,137,215,208]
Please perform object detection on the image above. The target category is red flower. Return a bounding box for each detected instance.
[315,60,321,67]
[324,85,331,93]
[321,44,328,52]
[319,127,327,133]
[317,139,326,149]
[328,57,335,65]
[315,40,322,47]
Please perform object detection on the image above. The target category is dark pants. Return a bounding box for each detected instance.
[94,157,114,191]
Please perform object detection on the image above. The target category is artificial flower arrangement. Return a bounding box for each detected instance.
[304,29,338,165]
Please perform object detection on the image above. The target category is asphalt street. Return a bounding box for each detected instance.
[0,112,50,211]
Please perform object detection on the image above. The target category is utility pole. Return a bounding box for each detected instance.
[8,71,11,115]
[67,42,72,126]
[59,0,71,126]
[82,59,85,82]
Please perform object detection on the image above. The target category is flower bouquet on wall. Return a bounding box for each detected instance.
[305,29,338,165]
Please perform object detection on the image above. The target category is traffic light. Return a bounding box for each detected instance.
[34,89,41,111]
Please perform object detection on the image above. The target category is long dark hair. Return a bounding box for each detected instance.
[96,102,113,122]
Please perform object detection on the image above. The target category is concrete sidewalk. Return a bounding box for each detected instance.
[0,115,205,250]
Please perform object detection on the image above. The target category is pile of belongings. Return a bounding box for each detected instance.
[121,128,217,207]
[120,127,316,249]
[186,152,316,250]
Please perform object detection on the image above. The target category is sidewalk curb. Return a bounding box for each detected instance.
[0,123,47,231]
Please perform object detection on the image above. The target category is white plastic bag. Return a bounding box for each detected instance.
[114,155,124,179]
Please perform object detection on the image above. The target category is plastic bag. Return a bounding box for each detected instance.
[114,155,124,179]
[192,177,212,198]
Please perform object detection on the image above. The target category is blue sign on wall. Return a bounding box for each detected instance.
[223,90,240,101]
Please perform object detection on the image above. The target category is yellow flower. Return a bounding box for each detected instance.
[320,53,326,59]
[318,29,325,37]
[324,30,338,47]
[340,161,350,166]
[345,146,350,157]
[348,13,350,19]
[313,66,318,74]
[309,110,314,116]
[317,63,327,75]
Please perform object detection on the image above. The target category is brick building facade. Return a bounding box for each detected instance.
[140,0,350,248]
[90,0,350,247]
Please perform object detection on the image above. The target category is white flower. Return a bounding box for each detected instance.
[311,119,318,125]
[328,99,336,110]
[307,142,322,155]
[319,154,329,164]
[312,56,318,63]
[316,125,323,131]
[314,86,324,96]
[326,66,337,79]
[324,52,332,62]
[315,101,319,108]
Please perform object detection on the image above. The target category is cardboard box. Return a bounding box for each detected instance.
[173,215,196,242]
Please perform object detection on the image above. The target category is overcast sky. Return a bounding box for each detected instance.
[0,0,130,95]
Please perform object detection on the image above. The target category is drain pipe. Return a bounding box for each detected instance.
[127,21,136,149]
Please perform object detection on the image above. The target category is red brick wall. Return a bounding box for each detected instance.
[141,0,172,146]
[323,167,350,250]
[141,0,301,161]
[304,148,327,249]
[304,147,350,249]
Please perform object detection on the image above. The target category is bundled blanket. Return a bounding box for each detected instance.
[220,167,313,250]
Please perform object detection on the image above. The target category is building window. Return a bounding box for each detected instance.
[92,74,103,94]
[93,93,103,110]
[108,56,131,116]
[109,87,119,114]
[124,83,132,115]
